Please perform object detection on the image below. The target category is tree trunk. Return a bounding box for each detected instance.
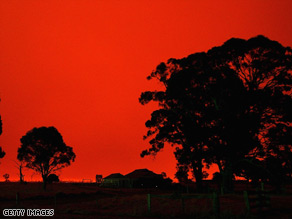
[19,166,24,183]
[42,175,48,191]
[192,161,204,192]
[221,163,234,193]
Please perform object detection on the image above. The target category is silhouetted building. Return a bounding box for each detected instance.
[101,173,131,188]
[125,169,168,188]
[101,169,172,188]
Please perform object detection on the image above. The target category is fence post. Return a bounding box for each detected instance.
[181,197,185,214]
[257,190,263,215]
[212,192,220,218]
[16,192,19,206]
[243,191,250,213]
[54,194,57,209]
[260,182,264,191]
[147,194,151,213]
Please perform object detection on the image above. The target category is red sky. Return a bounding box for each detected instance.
[0,0,292,182]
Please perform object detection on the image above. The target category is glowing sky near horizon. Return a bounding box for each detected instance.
[0,0,292,181]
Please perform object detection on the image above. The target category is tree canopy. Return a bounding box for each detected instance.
[17,126,75,189]
[139,35,292,192]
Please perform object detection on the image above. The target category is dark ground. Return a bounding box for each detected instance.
[0,182,292,218]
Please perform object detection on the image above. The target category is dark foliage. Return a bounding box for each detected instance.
[140,35,292,192]
[3,173,9,182]
[17,126,75,190]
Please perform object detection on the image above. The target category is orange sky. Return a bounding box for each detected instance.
[0,0,292,182]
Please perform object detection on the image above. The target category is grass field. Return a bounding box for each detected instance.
[0,182,292,218]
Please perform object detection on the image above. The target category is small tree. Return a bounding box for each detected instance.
[14,161,25,183]
[3,173,9,182]
[17,126,76,190]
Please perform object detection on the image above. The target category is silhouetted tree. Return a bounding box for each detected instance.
[47,174,59,183]
[140,35,292,192]
[14,160,25,183]
[140,52,224,191]
[17,126,75,190]
[175,164,189,184]
[207,35,292,191]
[3,173,9,182]
[264,124,292,184]
[0,147,4,160]
[233,158,268,187]
[0,115,6,160]
[140,48,251,191]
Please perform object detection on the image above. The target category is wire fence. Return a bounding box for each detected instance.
[146,189,272,218]
[0,189,272,218]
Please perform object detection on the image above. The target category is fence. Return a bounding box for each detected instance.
[4,188,272,218]
[147,189,271,217]
[243,190,271,215]
[147,192,220,217]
